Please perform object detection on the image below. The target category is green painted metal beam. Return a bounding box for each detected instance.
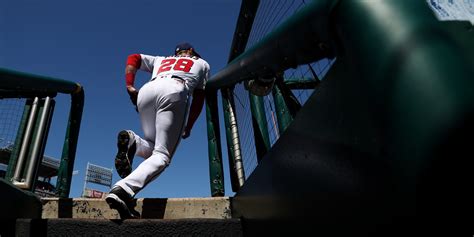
[227,0,260,62]
[208,0,336,90]
[0,67,85,197]
[249,93,270,163]
[272,74,303,135]
[56,89,84,198]
[0,68,81,95]
[284,78,319,90]
[0,91,57,99]
[205,90,225,197]
[220,0,260,190]
[277,77,302,118]
[222,87,244,191]
[272,85,290,135]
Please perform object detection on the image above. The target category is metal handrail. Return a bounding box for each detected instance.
[208,0,336,90]
[1,67,84,197]
[12,97,40,185]
[12,97,54,189]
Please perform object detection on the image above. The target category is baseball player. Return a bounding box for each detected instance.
[105,42,210,218]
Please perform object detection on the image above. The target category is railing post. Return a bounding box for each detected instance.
[56,89,84,198]
[207,0,336,90]
[7,97,55,190]
[222,87,245,191]
[1,68,84,197]
[249,92,271,163]
[220,0,260,189]
[27,97,55,192]
[205,90,225,197]
[12,97,39,184]
[272,76,302,134]
[284,77,320,90]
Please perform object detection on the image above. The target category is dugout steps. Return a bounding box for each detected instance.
[41,196,233,219]
[1,195,243,236]
[15,218,243,237]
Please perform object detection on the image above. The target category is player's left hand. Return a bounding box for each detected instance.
[127,86,139,106]
[182,127,191,139]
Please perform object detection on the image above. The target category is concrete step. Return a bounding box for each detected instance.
[0,179,42,219]
[42,197,232,219]
[15,218,243,237]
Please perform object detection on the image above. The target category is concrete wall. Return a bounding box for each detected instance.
[16,218,243,237]
[0,179,42,219]
[42,197,232,219]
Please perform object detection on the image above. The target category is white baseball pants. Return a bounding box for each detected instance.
[115,76,189,196]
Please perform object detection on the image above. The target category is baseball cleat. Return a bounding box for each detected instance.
[105,186,138,219]
[115,130,136,178]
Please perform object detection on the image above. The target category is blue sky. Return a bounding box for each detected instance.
[0,0,241,198]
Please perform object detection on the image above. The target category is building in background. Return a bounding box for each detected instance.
[82,162,113,198]
[0,146,59,197]
[34,156,60,197]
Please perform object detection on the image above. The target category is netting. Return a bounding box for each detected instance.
[0,98,26,150]
[230,0,336,179]
[0,96,65,196]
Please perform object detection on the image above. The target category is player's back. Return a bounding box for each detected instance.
[142,54,210,93]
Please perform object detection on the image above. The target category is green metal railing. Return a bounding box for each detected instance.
[206,0,473,200]
[0,68,84,198]
[205,0,331,194]
[208,0,336,90]
[205,90,225,197]
[226,1,474,234]
[248,94,271,163]
[221,87,245,191]
[205,0,328,194]
[204,0,261,194]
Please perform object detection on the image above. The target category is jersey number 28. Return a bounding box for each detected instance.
[157,58,194,74]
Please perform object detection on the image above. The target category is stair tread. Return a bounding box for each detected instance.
[17,218,243,237]
[42,197,232,219]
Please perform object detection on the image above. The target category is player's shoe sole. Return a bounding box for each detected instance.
[115,130,136,179]
[105,193,133,219]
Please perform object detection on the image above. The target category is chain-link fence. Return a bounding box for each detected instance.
[229,0,336,179]
[0,98,26,151]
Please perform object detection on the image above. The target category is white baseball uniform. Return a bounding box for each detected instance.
[115,54,210,197]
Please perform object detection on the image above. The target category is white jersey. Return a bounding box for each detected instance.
[139,54,210,93]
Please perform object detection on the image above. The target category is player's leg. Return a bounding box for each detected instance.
[114,94,188,196]
[132,132,154,159]
[107,81,164,218]
[114,130,137,179]
[108,80,188,218]
[114,83,157,178]
[114,129,156,177]
[136,81,159,158]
